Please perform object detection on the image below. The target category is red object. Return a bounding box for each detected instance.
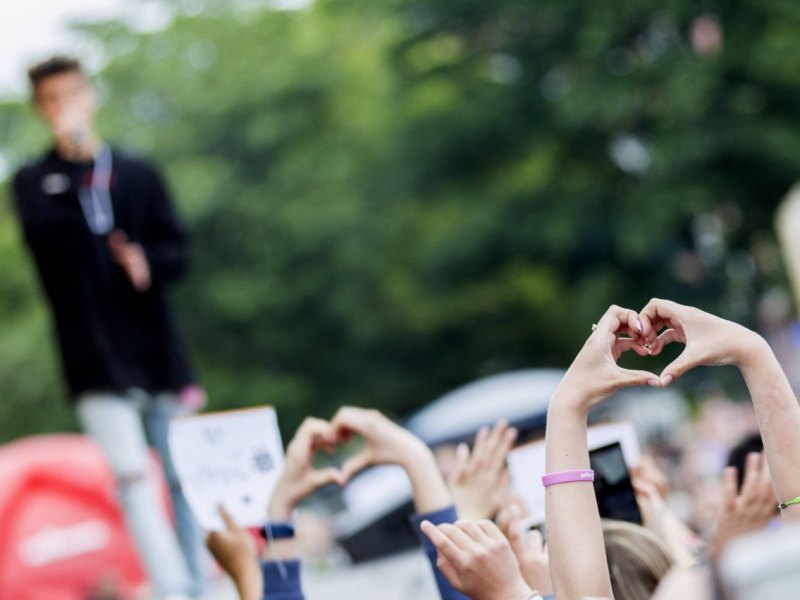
[0,434,170,600]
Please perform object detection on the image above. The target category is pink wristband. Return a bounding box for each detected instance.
[541,469,595,487]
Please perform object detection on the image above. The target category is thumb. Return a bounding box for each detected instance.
[617,368,662,389]
[632,479,653,500]
[341,451,372,481]
[455,442,470,465]
[308,467,347,490]
[507,504,527,556]
[659,351,698,386]
[721,466,738,506]
[449,443,470,483]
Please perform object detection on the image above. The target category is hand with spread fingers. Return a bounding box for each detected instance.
[555,304,661,412]
[420,518,533,600]
[268,417,347,522]
[330,406,452,513]
[448,420,517,520]
[709,452,777,556]
[638,298,764,385]
[205,506,262,600]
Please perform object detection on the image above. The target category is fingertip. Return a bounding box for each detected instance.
[334,469,349,487]
[722,466,738,490]
[633,478,655,497]
[456,442,469,460]
[660,373,674,386]
[420,520,441,541]
[746,451,762,463]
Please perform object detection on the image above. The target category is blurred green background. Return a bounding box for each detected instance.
[1,0,798,440]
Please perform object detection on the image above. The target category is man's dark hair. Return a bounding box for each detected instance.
[727,431,764,491]
[28,55,85,91]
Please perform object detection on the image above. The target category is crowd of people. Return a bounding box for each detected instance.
[10,56,800,600]
[201,300,800,600]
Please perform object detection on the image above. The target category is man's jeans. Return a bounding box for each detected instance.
[76,391,205,598]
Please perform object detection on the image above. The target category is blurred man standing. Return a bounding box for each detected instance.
[12,56,204,600]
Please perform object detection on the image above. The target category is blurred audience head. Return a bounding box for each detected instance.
[602,519,673,600]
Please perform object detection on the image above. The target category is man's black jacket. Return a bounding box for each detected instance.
[13,147,196,399]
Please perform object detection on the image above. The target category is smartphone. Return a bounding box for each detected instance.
[589,442,642,524]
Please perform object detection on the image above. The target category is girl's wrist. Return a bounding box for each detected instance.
[267,490,295,522]
[548,390,592,420]
[735,332,773,374]
[507,581,535,600]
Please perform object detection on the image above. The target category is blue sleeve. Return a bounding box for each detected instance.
[260,559,304,600]
[410,505,470,600]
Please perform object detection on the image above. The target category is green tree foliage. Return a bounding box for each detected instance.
[1,0,799,440]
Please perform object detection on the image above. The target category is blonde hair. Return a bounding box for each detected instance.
[602,519,674,600]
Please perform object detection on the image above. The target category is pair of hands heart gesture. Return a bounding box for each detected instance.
[268,406,430,520]
[561,298,757,408]
[209,406,434,600]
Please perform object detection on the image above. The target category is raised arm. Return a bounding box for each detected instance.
[204,417,344,600]
[263,417,346,600]
[206,506,262,600]
[330,406,467,600]
[448,420,517,520]
[545,305,658,600]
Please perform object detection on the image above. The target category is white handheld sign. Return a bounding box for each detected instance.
[168,406,285,531]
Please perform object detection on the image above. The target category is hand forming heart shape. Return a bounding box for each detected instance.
[637,298,754,385]
[568,299,758,408]
[330,406,431,481]
[269,407,430,520]
[268,417,347,520]
[561,304,662,404]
